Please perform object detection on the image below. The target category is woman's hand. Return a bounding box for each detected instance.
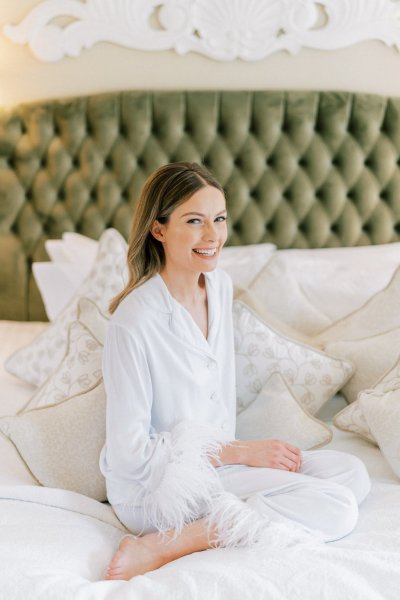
[214,439,303,472]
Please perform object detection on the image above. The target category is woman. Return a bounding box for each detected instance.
[100,162,371,581]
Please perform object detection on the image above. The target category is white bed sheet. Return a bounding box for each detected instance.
[0,320,399,600]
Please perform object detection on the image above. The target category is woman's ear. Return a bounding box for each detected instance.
[151,220,165,243]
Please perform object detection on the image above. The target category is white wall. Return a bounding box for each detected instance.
[1,0,399,107]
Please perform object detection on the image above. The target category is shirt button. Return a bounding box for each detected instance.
[210,392,216,400]
[207,359,217,370]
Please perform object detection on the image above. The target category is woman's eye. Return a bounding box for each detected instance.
[187,218,201,224]
[215,216,227,222]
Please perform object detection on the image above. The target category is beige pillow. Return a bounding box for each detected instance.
[234,288,311,344]
[5,228,126,387]
[236,372,332,450]
[233,301,354,416]
[325,327,400,404]
[315,265,400,346]
[360,388,400,479]
[0,382,106,501]
[20,298,109,413]
[333,354,400,442]
[248,244,400,338]
[333,397,377,445]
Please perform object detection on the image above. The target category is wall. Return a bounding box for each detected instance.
[0,0,399,107]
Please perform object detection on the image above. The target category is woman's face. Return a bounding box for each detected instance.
[152,185,228,275]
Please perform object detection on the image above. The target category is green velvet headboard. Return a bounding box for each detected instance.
[1,90,400,321]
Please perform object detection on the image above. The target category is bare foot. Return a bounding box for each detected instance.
[105,535,168,581]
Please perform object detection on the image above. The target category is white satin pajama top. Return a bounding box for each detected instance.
[99,268,236,506]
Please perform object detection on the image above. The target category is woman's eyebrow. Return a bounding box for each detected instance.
[180,209,227,218]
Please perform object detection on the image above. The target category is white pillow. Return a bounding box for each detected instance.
[333,354,400,443]
[219,243,276,288]
[233,301,354,416]
[45,232,99,264]
[236,372,332,450]
[248,244,400,338]
[38,234,102,320]
[20,298,108,413]
[315,264,400,346]
[33,262,93,321]
[360,387,400,480]
[5,228,126,387]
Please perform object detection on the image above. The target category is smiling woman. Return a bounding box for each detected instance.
[97,161,371,581]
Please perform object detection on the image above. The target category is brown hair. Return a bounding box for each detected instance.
[109,162,224,314]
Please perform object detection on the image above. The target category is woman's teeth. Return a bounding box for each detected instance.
[193,248,217,256]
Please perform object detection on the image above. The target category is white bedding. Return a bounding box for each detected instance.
[1,321,400,600]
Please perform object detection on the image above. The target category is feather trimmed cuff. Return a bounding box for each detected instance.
[207,491,321,550]
[141,421,227,536]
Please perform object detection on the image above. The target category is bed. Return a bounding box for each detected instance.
[1,90,400,599]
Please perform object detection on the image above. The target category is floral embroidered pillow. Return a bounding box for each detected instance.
[233,301,354,416]
[19,298,109,413]
[5,229,126,387]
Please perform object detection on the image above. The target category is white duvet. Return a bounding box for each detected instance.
[1,322,400,600]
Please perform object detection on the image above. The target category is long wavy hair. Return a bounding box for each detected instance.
[109,162,225,314]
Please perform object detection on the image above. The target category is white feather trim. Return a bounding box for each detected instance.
[141,421,227,537]
[207,491,321,550]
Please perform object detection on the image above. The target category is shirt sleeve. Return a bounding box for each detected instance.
[101,321,226,535]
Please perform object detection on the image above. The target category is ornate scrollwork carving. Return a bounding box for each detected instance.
[3,0,400,62]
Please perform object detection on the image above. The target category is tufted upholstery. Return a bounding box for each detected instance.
[1,90,400,320]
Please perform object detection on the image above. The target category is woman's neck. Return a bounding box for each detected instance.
[160,267,206,305]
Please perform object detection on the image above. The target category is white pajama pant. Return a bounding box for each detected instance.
[113,449,371,543]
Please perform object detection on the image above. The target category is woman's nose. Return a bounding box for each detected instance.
[202,222,217,241]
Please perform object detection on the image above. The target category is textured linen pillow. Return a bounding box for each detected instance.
[0,382,107,501]
[248,244,400,338]
[236,372,332,450]
[234,288,311,344]
[333,354,400,443]
[360,388,400,479]
[315,265,400,346]
[20,298,109,413]
[5,228,126,387]
[233,301,354,416]
[324,327,400,404]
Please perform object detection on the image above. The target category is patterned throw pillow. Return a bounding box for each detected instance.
[236,372,332,449]
[233,301,354,416]
[5,229,126,387]
[19,298,109,413]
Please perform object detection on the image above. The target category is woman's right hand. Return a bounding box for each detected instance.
[217,439,303,472]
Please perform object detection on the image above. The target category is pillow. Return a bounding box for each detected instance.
[315,264,400,346]
[5,228,127,387]
[236,372,332,450]
[0,382,107,501]
[32,262,93,321]
[40,234,99,319]
[234,288,311,344]
[360,387,400,479]
[20,298,108,413]
[219,243,276,288]
[333,354,400,443]
[45,232,99,265]
[248,244,400,338]
[324,327,400,404]
[233,301,354,416]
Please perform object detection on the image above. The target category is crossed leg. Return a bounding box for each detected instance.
[105,450,371,580]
